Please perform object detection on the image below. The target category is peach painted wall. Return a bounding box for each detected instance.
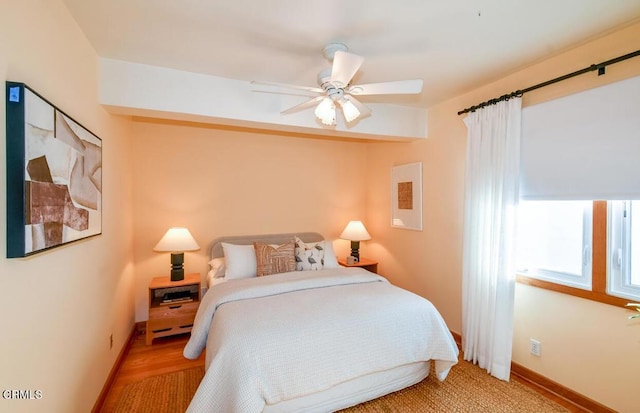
[366,21,640,412]
[364,132,465,331]
[0,1,135,412]
[130,120,368,320]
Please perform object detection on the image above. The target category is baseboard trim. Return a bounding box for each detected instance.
[510,362,615,413]
[91,322,140,413]
[452,331,612,412]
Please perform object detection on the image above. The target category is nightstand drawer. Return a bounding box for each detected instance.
[148,314,196,333]
[149,301,199,320]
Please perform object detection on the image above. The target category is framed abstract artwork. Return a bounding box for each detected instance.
[6,82,102,258]
[391,162,423,231]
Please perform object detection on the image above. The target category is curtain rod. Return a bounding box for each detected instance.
[457,49,640,116]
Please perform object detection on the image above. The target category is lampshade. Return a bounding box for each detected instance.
[154,228,199,282]
[154,227,200,252]
[340,221,371,241]
[340,99,360,123]
[315,97,336,126]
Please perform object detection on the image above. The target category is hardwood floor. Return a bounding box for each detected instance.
[100,331,204,412]
[101,331,587,412]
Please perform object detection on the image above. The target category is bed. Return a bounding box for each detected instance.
[183,232,459,412]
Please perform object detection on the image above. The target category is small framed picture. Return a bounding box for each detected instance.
[391,162,423,231]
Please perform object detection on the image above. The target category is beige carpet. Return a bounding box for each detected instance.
[113,360,569,412]
[113,367,203,413]
[338,361,568,413]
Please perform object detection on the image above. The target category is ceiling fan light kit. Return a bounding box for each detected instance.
[252,42,423,127]
[340,98,360,122]
[315,97,336,125]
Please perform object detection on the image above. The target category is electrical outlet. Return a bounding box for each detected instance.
[109,333,113,350]
[530,338,541,357]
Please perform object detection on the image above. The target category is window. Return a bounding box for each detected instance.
[608,201,640,300]
[516,75,640,307]
[516,201,592,290]
[516,200,633,308]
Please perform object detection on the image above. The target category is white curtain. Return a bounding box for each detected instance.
[461,97,522,381]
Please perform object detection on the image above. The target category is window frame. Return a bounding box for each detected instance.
[516,201,630,308]
[608,200,640,300]
[516,200,593,290]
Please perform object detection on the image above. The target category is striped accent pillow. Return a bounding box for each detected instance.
[254,241,296,276]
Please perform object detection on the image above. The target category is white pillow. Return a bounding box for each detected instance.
[221,243,257,279]
[208,257,226,278]
[323,239,339,269]
[207,276,228,289]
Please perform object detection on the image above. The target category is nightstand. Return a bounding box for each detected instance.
[146,273,201,345]
[338,257,378,274]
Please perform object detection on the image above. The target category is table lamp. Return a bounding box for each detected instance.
[153,227,200,281]
[339,220,371,262]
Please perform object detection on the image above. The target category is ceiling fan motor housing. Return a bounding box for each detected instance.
[326,88,344,101]
[318,43,352,93]
[317,67,333,88]
[317,67,345,101]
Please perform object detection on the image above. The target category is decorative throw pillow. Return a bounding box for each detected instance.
[254,241,296,276]
[294,236,325,271]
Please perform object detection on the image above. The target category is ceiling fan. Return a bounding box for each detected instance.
[251,43,423,126]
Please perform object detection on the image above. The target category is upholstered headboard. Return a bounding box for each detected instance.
[209,232,324,259]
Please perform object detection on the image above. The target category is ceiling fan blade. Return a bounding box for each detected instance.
[330,51,364,87]
[251,80,323,94]
[343,95,371,118]
[281,96,324,115]
[347,79,423,95]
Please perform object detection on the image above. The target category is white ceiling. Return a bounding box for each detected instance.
[63,0,640,110]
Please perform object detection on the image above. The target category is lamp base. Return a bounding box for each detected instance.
[350,240,360,262]
[170,252,185,281]
[170,268,184,282]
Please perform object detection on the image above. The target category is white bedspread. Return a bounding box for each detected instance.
[184,267,459,412]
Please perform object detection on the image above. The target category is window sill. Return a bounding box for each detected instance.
[516,274,631,308]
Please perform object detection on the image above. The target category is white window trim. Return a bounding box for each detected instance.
[608,201,640,300]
